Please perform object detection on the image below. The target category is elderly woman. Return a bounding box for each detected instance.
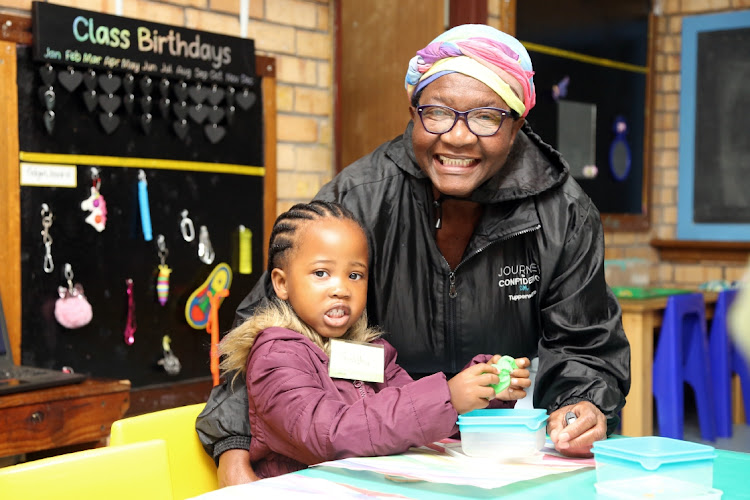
[198,24,630,486]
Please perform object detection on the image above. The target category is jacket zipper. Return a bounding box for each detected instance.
[444,224,541,373]
[353,380,366,398]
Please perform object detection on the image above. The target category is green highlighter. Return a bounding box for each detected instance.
[490,355,517,394]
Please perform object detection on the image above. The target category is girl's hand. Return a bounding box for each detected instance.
[448,363,498,414]
[495,356,531,401]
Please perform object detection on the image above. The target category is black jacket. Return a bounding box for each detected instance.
[196,122,631,460]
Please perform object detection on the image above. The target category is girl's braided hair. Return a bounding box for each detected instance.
[267,200,365,271]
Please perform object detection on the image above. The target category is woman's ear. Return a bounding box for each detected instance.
[270,268,289,300]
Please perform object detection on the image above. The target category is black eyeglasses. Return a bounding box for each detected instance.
[416,105,514,137]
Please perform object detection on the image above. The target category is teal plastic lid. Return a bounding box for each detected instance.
[592,436,716,471]
[457,409,548,431]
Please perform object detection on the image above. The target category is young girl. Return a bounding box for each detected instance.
[220,200,530,479]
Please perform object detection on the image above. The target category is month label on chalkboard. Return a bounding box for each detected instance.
[31,2,255,84]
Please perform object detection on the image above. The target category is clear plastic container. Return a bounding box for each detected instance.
[595,476,723,499]
[592,436,716,488]
[457,409,548,459]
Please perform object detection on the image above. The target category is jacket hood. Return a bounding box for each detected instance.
[252,327,329,365]
[386,121,570,205]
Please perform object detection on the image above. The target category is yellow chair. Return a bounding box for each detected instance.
[109,403,218,500]
[0,439,173,500]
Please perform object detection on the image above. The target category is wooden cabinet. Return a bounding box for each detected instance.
[0,378,130,457]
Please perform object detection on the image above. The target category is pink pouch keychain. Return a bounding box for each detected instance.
[54,263,93,329]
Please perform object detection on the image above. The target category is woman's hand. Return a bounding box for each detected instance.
[547,401,607,457]
[493,356,531,401]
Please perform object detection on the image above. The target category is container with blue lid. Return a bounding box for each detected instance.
[592,436,717,489]
[457,409,548,459]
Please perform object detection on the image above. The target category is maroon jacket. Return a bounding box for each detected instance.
[246,327,512,478]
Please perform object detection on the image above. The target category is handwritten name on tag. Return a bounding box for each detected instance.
[20,163,77,187]
[328,339,384,383]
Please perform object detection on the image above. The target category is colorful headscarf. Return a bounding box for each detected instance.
[405,24,536,117]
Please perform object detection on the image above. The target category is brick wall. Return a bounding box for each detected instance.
[0,0,334,216]
[605,0,749,287]
[3,0,748,286]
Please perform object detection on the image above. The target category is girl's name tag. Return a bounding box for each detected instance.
[328,339,384,383]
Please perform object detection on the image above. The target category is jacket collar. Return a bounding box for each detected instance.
[386,121,569,204]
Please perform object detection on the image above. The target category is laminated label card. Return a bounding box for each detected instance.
[328,339,384,383]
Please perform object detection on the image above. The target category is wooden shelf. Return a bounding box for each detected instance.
[651,239,750,263]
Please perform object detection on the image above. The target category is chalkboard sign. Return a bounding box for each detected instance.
[678,10,750,241]
[16,30,266,388]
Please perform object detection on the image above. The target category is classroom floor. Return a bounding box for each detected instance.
[660,392,750,453]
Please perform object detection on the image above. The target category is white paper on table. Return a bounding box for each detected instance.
[312,442,592,490]
[188,474,411,499]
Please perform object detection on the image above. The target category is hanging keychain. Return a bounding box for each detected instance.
[180,209,195,242]
[156,234,172,306]
[238,225,252,275]
[40,203,54,273]
[157,335,182,375]
[54,263,93,329]
[197,225,215,264]
[206,286,230,386]
[137,169,153,241]
[123,278,137,345]
[80,167,108,231]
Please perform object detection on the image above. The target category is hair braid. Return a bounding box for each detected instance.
[266,200,363,271]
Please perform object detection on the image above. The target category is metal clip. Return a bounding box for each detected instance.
[41,203,54,273]
[180,209,195,242]
[58,263,79,298]
[157,234,169,265]
[197,225,215,265]
[91,166,101,190]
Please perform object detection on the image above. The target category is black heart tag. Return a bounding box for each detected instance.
[139,75,154,95]
[204,123,226,144]
[225,86,235,106]
[159,78,171,98]
[188,83,209,104]
[235,88,256,110]
[159,97,171,119]
[99,72,122,94]
[98,93,122,114]
[38,86,55,111]
[188,103,209,124]
[207,105,225,124]
[207,85,225,106]
[172,101,189,120]
[140,113,153,135]
[99,112,120,135]
[225,105,236,125]
[39,64,56,86]
[43,110,55,134]
[174,81,188,101]
[140,95,153,114]
[58,67,82,92]
[83,69,97,90]
[123,93,135,115]
[173,119,189,140]
[123,73,135,94]
[83,89,98,112]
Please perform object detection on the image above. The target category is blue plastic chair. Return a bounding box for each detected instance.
[709,289,750,437]
[653,293,715,441]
